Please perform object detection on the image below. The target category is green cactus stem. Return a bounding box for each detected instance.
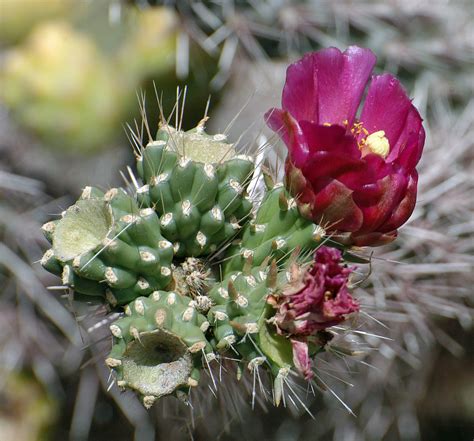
[207,263,272,350]
[224,184,326,274]
[41,186,174,306]
[136,121,254,257]
[206,257,306,376]
[38,110,350,408]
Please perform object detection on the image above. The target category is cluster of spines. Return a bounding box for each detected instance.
[135,127,254,257]
[224,184,326,273]
[41,187,174,306]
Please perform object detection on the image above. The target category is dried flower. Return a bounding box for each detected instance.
[266,46,425,246]
[269,246,358,379]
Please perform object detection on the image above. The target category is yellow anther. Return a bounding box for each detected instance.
[323,122,332,127]
[350,121,365,136]
[364,130,390,158]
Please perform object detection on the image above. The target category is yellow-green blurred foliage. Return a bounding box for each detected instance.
[118,6,178,84]
[0,0,71,45]
[0,371,57,441]
[0,5,210,155]
[1,21,128,153]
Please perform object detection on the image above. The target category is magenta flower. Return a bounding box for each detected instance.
[266,46,425,246]
[269,246,358,379]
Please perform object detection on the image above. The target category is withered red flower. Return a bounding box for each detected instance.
[266,46,425,246]
[270,246,358,379]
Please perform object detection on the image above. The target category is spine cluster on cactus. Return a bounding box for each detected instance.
[40,115,359,408]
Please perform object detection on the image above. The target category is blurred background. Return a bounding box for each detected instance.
[0,1,473,440]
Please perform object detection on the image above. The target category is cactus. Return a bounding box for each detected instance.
[207,260,298,377]
[136,121,254,257]
[106,292,213,408]
[38,116,336,405]
[8,1,467,437]
[39,110,357,406]
[41,187,173,306]
[0,0,71,45]
[224,184,326,273]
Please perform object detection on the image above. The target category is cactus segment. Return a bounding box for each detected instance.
[41,187,174,305]
[206,261,297,376]
[53,199,112,262]
[208,267,268,346]
[224,185,325,273]
[107,293,212,406]
[136,123,254,257]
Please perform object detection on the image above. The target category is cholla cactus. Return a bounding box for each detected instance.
[41,46,425,410]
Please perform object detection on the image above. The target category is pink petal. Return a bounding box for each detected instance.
[316,46,377,125]
[265,108,308,168]
[390,107,425,169]
[291,339,314,380]
[336,153,389,191]
[311,180,364,231]
[297,122,364,193]
[354,171,408,233]
[344,154,394,202]
[379,171,418,232]
[303,152,364,194]
[299,121,361,158]
[282,53,319,123]
[360,74,413,148]
[283,47,376,125]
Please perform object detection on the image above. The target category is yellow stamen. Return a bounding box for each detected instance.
[364,130,390,158]
[323,122,332,127]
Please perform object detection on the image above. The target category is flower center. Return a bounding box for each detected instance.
[324,290,334,301]
[342,120,390,159]
[363,130,390,158]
